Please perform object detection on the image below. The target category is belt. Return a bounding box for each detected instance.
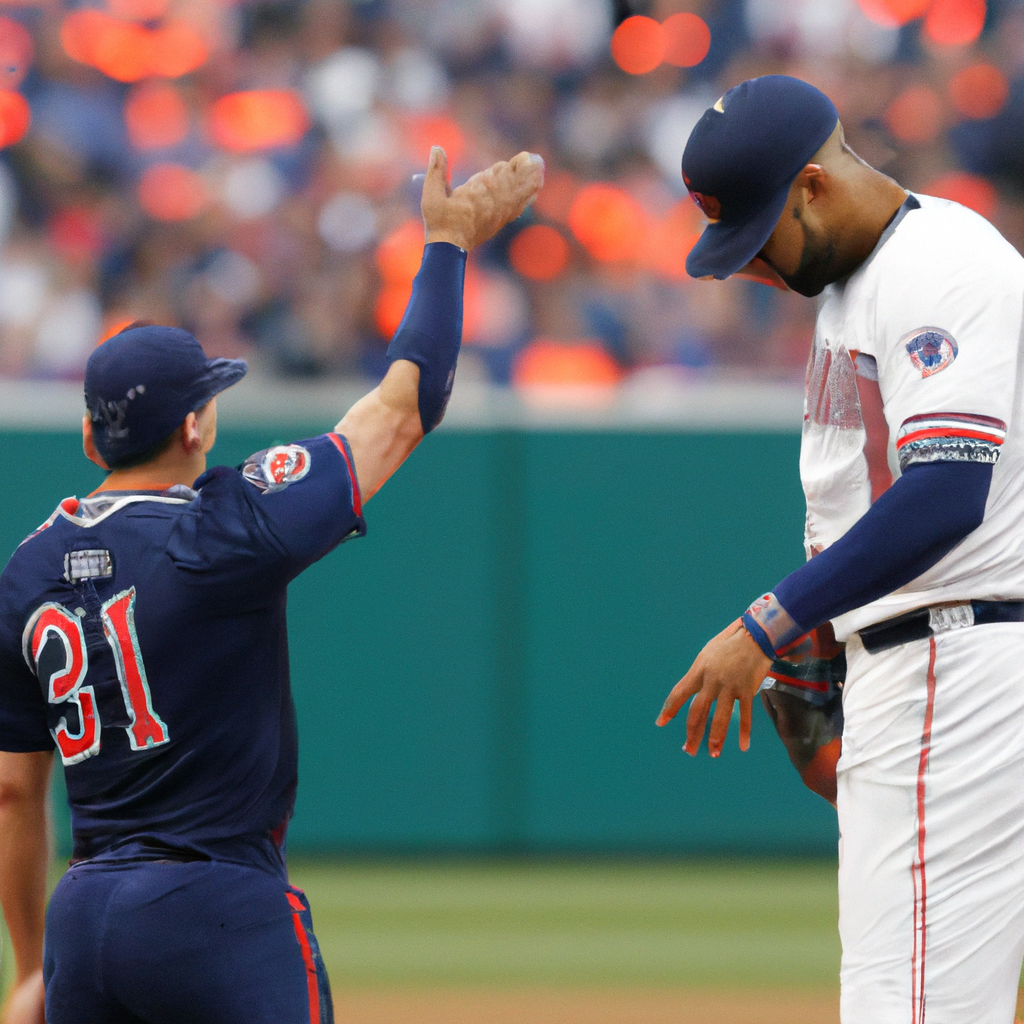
[858,600,1024,654]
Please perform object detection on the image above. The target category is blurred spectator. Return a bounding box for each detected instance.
[0,0,1020,394]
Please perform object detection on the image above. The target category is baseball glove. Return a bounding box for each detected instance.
[759,623,844,806]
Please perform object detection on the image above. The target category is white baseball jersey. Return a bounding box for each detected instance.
[801,193,1024,640]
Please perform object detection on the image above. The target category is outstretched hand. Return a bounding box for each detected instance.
[421,147,544,251]
[657,620,772,757]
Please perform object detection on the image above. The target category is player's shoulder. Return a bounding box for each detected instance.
[885,194,1023,277]
[196,433,352,500]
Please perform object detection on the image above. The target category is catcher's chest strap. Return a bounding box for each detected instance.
[858,600,1024,654]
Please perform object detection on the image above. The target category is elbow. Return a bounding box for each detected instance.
[0,752,53,812]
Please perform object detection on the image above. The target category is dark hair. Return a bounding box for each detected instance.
[104,430,178,471]
[102,397,214,471]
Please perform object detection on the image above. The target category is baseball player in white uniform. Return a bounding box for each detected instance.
[657,75,1024,1023]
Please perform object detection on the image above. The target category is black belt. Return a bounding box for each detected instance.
[859,600,1024,654]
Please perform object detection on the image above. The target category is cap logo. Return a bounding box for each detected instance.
[89,386,146,441]
[689,191,721,223]
[904,328,958,378]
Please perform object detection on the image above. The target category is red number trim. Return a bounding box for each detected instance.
[101,588,169,751]
[26,604,100,765]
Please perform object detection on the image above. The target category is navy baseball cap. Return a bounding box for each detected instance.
[683,76,839,281]
[85,324,247,466]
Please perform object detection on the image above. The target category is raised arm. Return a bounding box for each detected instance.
[0,749,52,1024]
[338,147,544,502]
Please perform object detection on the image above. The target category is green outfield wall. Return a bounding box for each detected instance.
[0,427,839,856]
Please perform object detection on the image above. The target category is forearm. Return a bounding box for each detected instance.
[0,752,52,982]
[336,361,423,503]
[744,461,994,655]
[386,240,467,434]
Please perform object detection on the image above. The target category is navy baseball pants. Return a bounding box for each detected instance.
[43,858,333,1024]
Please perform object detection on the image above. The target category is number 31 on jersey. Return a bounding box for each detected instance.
[23,587,169,765]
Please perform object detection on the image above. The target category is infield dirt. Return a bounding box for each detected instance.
[335,988,840,1023]
[337,988,1024,1023]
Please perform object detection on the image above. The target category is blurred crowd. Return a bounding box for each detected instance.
[2,0,1024,390]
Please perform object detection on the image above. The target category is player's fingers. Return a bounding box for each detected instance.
[706,691,736,758]
[420,146,451,218]
[656,664,702,726]
[684,688,714,756]
[482,152,544,214]
[738,693,753,752]
[508,150,545,195]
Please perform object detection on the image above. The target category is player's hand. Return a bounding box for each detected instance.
[1,970,45,1024]
[421,147,544,251]
[657,619,772,756]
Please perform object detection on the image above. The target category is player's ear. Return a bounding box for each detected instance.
[82,415,109,470]
[181,412,203,454]
[801,163,826,204]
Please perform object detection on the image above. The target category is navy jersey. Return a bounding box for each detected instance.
[0,433,364,863]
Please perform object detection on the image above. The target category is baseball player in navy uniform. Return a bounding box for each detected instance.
[0,146,543,1024]
[657,76,1024,1023]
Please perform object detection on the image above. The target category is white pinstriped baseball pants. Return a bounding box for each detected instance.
[837,624,1024,1024]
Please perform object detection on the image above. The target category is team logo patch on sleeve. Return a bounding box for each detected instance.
[242,444,311,493]
[904,328,958,378]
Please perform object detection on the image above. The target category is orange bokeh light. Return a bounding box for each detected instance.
[884,84,945,144]
[513,339,622,388]
[611,16,666,76]
[61,10,118,67]
[137,163,207,221]
[924,171,997,219]
[125,82,189,150]
[101,316,137,342]
[407,114,466,169]
[924,0,986,46]
[148,21,209,79]
[91,19,152,82]
[662,13,711,68]
[60,10,208,81]
[643,201,702,281]
[509,224,570,281]
[373,218,426,336]
[375,219,424,285]
[855,0,932,27]
[374,283,413,338]
[0,17,33,89]
[208,90,309,153]
[568,184,649,262]
[532,168,580,224]
[949,63,1008,119]
[0,89,30,148]
[107,0,171,21]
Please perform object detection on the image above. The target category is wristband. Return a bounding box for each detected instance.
[742,592,807,659]
[387,241,468,433]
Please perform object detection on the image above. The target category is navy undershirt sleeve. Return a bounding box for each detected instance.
[386,240,467,433]
[773,460,993,637]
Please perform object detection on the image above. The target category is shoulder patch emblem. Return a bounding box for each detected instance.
[904,328,958,378]
[243,444,311,494]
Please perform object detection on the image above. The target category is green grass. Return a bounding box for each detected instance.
[288,858,841,989]
[2,859,842,997]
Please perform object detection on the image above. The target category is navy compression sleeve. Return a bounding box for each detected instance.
[387,240,467,433]
[743,460,993,656]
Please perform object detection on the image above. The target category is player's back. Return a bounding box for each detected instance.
[0,434,364,863]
